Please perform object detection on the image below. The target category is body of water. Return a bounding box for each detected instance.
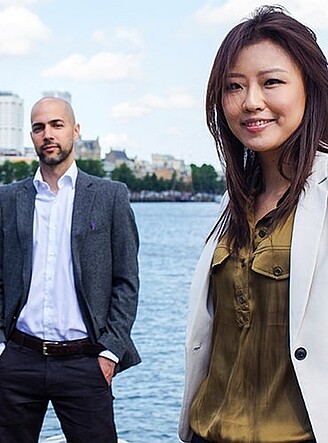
[39,202,220,443]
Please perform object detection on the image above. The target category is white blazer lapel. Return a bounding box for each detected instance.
[290,156,328,340]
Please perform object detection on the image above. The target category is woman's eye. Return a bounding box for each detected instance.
[226,82,242,91]
[265,78,284,86]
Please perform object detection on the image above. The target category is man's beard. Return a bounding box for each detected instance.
[38,142,73,165]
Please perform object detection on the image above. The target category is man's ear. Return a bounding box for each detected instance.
[74,123,81,141]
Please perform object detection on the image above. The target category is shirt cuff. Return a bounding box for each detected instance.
[0,342,5,356]
[99,349,119,363]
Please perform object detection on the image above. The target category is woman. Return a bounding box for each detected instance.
[179,5,328,443]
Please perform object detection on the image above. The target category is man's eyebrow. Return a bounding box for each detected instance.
[31,119,64,128]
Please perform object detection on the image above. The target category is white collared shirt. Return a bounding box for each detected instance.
[16,162,89,341]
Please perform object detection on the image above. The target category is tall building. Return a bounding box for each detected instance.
[0,92,24,154]
[42,90,72,104]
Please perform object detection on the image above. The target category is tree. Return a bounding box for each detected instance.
[12,161,32,181]
[191,163,225,193]
[0,161,15,184]
[111,163,139,190]
[76,159,106,177]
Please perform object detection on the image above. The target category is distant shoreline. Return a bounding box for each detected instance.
[129,191,222,203]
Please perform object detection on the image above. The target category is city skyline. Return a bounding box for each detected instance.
[1,0,327,166]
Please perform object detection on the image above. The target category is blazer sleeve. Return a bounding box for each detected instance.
[98,183,140,363]
[0,195,5,343]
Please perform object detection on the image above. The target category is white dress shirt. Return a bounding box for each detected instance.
[16,162,87,340]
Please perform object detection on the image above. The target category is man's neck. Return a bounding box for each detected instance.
[40,161,73,194]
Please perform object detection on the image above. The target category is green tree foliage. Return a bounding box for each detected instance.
[111,163,225,194]
[191,163,226,193]
[111,163,138,189]
[0,159,106,184]
[12,161,32,181]
[0,161,14,184]
[76,159,106,177]
[0,159,226,195]
[0,160,38,184]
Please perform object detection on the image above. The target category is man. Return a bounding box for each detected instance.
[0,97,140,443]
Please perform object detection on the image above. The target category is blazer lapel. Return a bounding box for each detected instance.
[71,170,96,253]
[16,180,36,294]
[290,156,328,339]
[16,180,36,254]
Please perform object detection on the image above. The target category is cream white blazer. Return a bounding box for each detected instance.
[179,152,328,443]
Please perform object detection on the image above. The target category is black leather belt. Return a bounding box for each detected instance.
[10,329,103,356]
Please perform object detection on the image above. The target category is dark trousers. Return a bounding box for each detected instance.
[191,433,316,443]
[192,434,211,443]
[0,340,117,443]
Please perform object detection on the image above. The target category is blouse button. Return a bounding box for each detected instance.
[238,295,246,304]
[295,347,307,360]
[273,266,283,276]
[258,228,267,238]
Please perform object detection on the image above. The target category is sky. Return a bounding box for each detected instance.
[1,0,328,167]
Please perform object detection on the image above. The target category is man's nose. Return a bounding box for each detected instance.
[43,125,54,139]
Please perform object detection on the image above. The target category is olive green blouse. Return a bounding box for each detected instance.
[189,210,313,442]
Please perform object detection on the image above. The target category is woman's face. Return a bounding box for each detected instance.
[222,39,306,156]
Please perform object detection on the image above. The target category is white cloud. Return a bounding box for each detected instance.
[0,0,37,5]
[99,132,136,149]
[111,103,149,120]
[111,91,197,121]
[41,52,143,81]
[92,27,144,48]
[0,6,50,55]
[193,0,328,30]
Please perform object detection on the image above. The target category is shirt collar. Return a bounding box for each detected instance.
[33,161,78,192]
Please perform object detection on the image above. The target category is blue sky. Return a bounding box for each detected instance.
[1,0,327,166]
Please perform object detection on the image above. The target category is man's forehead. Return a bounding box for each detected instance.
[31,105,71,125]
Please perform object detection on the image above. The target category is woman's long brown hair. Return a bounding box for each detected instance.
[207,5,328,252]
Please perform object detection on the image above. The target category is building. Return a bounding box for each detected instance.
[42,90,72,104]
[0,92,24,155]
[133,158,152,178]
[151,153,192,183]
[104,149,135,173]
[74,136,101,160]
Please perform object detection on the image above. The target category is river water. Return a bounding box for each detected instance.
[39,202,220,443]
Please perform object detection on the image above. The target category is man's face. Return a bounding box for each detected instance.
[30,98,80,167]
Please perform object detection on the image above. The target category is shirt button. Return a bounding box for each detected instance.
[258,228,267,238]
[238,295,246,304]
[273,266,283,276]
[295,347,307,360]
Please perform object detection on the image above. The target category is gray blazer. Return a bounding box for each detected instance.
[0,169,140,373]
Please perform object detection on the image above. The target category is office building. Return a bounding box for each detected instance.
[0,92,24,154]
[42,90,72,104]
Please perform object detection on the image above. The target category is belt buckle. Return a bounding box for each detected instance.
[42,341,59,356]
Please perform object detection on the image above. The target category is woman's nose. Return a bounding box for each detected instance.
[242,86,264,112]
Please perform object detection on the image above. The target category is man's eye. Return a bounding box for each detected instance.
[32,126,43,133]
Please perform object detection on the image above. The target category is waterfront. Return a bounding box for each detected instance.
[39,202,221,443]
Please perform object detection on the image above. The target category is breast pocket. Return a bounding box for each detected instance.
[251,246,290,280]
[211,244,231,270]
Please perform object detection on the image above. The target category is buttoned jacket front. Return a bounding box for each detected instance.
[179,152,328,442]
[0,169,140,373]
